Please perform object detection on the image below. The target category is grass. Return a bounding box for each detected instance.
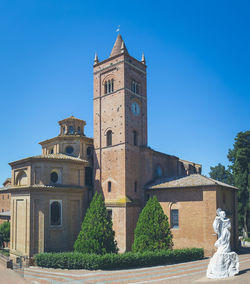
[0,248,10,257]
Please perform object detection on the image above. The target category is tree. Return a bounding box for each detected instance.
[209,163,234,185]
[132,196,173,252]
[0,222,10,248]
[74,192,118,254]
[228,131,250,238]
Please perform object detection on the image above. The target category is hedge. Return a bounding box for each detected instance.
[35,248,204,270]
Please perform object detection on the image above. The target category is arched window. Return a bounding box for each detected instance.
[104,79,114,94]
[50,201,62,226]
[50,171,58,183]
[65,145,74,155]
[77,126,81,134]
[155,165,163,178]
[16,171,27,186]
[107,130,112,146]
[108,181,112,192]
[85,167,93,186]
[133,130,138,146]
[86,147,93,157]
[69,126,74,135]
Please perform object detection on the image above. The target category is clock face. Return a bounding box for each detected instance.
[131,102,140,115]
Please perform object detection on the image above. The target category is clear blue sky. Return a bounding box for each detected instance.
[0,1,249,184]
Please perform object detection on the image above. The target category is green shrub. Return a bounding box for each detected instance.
[244,238,250,242]
[0,222,10,247]
[132,196,173,252]
[35,248,204,270]
[74,192,118,254]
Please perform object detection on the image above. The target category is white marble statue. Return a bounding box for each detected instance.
[206,209,239,279]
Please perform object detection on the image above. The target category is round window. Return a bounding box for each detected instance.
[66,146,74,154]
[50,172,58,183]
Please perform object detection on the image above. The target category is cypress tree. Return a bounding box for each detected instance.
[74,192,118,254]
[132,196,173,252]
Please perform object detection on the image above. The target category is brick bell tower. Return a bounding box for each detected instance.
[93,34,147,252]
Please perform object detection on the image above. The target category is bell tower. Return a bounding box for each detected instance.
[93,34,147,251]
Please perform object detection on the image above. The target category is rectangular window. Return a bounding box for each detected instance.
[2,195,4,200]
[171,209,179,228]
[2,209,4,212]
[134,181,137,192]
[108,181,112,192]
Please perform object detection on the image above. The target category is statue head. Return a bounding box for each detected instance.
[220,210,226,219]
[216,208,222,216]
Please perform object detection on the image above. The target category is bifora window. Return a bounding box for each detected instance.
[131,80,139,94]
[171,209,179,228]
[50,200,62,226]
[104,79,114,94]
[69,126,74,134]
[107,130,112,146]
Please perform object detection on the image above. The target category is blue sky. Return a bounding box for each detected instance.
[0,1,249,184]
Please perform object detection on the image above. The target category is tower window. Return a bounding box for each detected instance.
[108,181,112,192]
[77,126,81,134]
[171,209,179,228]
[131,80,139,94]
[50,171,59,183]
[104,79,114,94]
[133,130,138,146]
[50,200,62,226]
[86,147,93,157]
[134,181,137,192]
[107,130,112,146]
[85,167,93,186]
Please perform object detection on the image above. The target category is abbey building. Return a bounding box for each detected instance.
[6,35,238,259]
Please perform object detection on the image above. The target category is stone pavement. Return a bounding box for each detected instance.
[22,252,250,284]
[0,262,26,284]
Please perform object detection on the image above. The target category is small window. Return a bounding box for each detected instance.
[66,146,74,155]
[50,201,62,226]
[69,126,74,134]
[7,194,9,199]
[50,172,58,183]
[85,167,93,186]
[171,209,179,228]
[108,181,112,192]
[1,209,4,212]
[133,130,138,146]
[77,126,81,134]
[2,195,4,200]
[107,130,112,146]
[134,181,137,192]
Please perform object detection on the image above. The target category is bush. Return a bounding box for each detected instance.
[0,222,10,247]
[35,248,204,270]
[132,196,173,252]
[74,192,118,254]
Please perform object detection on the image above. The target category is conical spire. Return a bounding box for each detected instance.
[94,53,99,64]
[110,34,128,57]
[141,53,146,64]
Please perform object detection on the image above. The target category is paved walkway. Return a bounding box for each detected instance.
[22,252,250,284]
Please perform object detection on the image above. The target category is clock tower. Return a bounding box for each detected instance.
[93,34,147,251]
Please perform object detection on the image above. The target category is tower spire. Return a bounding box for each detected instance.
[141,53,146,64]
[110,34,128,57]
[94,53,99,64]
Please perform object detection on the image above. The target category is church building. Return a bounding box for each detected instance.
[7,35,238,259]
